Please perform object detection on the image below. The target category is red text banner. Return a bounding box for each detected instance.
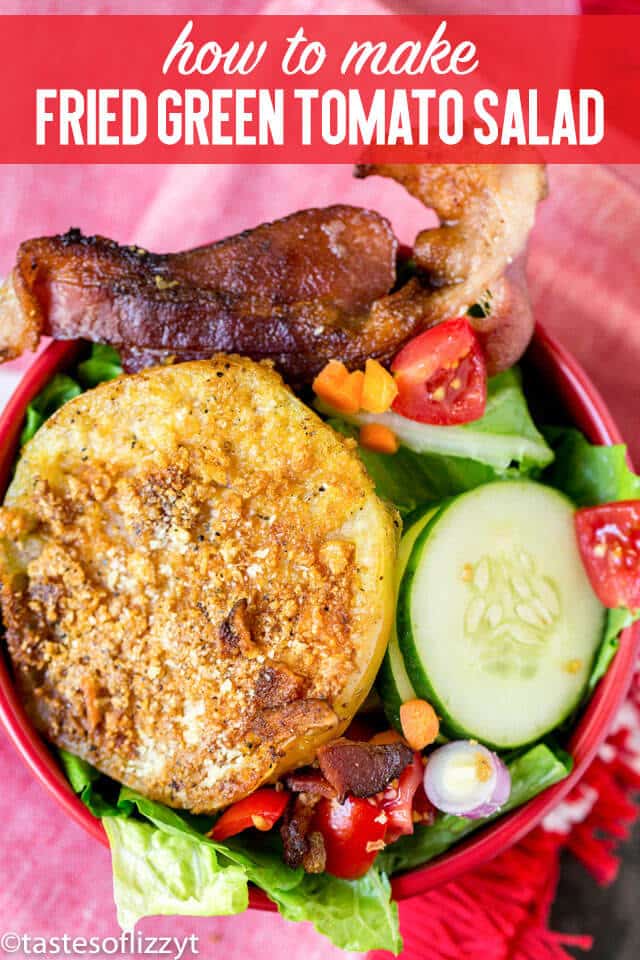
[0,14,638,163]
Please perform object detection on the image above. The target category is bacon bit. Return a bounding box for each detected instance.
[302,831,327,874]
[400,698,440,751]
[365,839,386,853]
[284,769,337,799]
[317,738,413,800]
[361,359,398,414]
[281,793,322,870]
[359,423,399,455]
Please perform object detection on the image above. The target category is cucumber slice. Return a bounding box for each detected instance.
[377,507,436,727]
[398,481,606,749]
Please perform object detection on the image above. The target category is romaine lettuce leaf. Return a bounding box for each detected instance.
[104,817,249,930]
[20,344,123,446]
[77,344,123,388]
[117,787,401,952]
[543,426,640,506]
[378,743,571,875]
[20,374,83,445]
[327,369,554,516]
[59,749,124,818]
[273,866,402,955]
[60,758,402,954]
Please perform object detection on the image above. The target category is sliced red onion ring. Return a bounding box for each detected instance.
[423,740,511,819]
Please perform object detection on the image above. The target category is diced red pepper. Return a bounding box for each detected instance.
[379,751,425,843]
[209,787,290,842]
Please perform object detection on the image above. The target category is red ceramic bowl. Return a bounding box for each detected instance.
[0,329,637,910]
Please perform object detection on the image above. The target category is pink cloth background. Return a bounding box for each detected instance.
[0,3,638,959]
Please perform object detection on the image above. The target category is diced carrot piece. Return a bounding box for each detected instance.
[399,699,440,751]
[369,729,409,747]
[349,369,365,407]
[312,359,349,394]
[361,359,399,414]
[312,360,363,414]
[359,423,399,455]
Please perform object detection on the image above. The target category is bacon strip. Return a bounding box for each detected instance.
[316,737,413,801]
[0,165,547,380]
[354,163,547,374]
[0,208,417,382]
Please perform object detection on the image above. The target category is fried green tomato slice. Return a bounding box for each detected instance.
[0,356,397,813]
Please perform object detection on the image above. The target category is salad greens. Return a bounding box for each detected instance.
[20,374,83,446]
[60,740,570,952]
[329,368,554,516]
[543,426,640,506]
[378,743,572,874]
[16,347,640,953]
[76,344,123,389]
[60,751,401,954]
[20,345,123,447]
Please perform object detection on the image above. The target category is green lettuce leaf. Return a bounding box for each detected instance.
[60,765,401,953]
[77,344,123,388]
[58,749,123,818]
[543,426,640,506]
[274,866,402,955]
[117,787,401,952]
[104,817,248,930]
[20,373,83,445]
[327,369,554,516]
[378,743,571,875]
[20,345,123,446]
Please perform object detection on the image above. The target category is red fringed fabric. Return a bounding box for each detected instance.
[370,668,640,959]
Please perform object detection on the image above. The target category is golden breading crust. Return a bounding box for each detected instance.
[0,357,397,813]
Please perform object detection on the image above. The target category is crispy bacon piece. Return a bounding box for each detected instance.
[316,737,413,801]
[0,208,416,381]
[0,165,546,380]
[280,792,327,872]
[354,163,547,373]
[284,769,337,799]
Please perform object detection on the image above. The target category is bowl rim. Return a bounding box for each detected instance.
[0,329,637,910]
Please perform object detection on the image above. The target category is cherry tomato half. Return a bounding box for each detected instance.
[312,795,387,880]
[210,787,290,842]
[575,501,640,610]
[391,318,487,425]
